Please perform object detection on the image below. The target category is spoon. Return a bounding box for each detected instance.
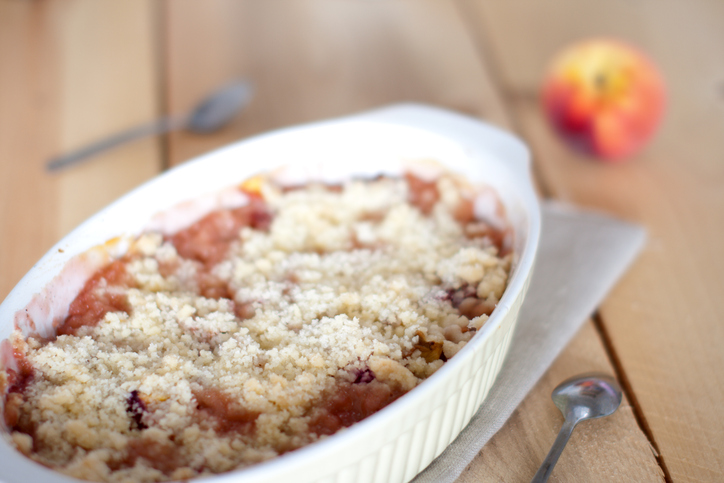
[530,373,623,483]
[47,81,253,172]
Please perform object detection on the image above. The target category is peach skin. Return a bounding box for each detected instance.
[542,39,666,161]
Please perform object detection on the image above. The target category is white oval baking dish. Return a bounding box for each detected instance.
[0,104,540,483]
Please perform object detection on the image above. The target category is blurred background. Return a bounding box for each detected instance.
[1,1,722,482]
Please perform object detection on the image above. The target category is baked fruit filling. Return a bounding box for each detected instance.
[2,171,512,482]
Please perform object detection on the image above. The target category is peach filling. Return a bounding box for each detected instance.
[2,173,511,482]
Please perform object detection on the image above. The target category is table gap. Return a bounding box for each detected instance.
[156,0,172,172]
[592,312,673,483]
[452,0,552,199]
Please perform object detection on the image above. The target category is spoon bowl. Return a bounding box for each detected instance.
[552,373,623,422]
[186,82,254,133]
[531,373,623,483]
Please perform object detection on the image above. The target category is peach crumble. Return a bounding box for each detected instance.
[2,171,511,483]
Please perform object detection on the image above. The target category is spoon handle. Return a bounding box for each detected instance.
[46,117,184,172]
[530,418,578,483]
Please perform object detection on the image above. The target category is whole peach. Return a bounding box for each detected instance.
[541,39,666,161]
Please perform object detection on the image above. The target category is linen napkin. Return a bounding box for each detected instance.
[412,202,646,483]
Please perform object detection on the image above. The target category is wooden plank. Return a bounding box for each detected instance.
[0,1,60,302]
[163,0,512,166]
[164,1,663,481]
[0,0,162,301]
[462,1,724,481]
[53,0,163,235]
[458,322,664,483]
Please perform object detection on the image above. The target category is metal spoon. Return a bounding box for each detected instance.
[530,373,623,483]
[47,81,253,172]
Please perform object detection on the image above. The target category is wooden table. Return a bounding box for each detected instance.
[1,1,722,481]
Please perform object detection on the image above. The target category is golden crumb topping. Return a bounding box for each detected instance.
[3,173,510,483]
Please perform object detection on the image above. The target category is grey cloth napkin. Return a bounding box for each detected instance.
[412,202,646,483]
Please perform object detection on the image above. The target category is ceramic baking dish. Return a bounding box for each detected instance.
[0,104,540,483]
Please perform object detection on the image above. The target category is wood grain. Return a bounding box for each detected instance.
[53,0,163,236]
[1,1,700,482]
[457,322,664,483]
[0,1,60,301]
[163,0,511,166]
[0,0,162,302]
[164,1,663,481]
[462,0,724,481]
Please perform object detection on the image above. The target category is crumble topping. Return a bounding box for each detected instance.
[2,172,511,482]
